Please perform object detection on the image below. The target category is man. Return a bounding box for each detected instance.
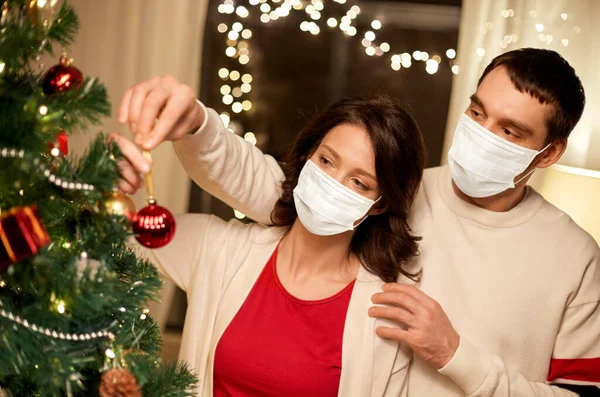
[113,48,600,396]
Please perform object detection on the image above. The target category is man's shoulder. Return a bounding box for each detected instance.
[532,190,600,255]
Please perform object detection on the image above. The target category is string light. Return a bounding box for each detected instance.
[220,113,231,127]
[223,95,234,105]
[481,9,578,56]
[425,59,439,75]
[232,102,243,113]
[225,47,237,57]
[244,132,257,145]
[214,0,471,145]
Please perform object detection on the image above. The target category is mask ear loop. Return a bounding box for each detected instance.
[352,196,383,230]
[513,143,552,186]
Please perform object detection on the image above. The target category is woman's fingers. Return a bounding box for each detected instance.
[117,159,142,189]
[109,132,151,174]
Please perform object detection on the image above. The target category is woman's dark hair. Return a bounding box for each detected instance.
[271,95,426,283]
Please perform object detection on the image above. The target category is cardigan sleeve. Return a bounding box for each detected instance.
[171,102,284,226]
[134,213,236,292]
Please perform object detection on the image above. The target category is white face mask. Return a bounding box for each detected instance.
[448,114,550,198]
[293,160,380,236]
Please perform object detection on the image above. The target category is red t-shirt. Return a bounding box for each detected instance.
[213,246,355,397]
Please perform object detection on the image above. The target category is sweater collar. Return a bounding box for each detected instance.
[437,165,544,228]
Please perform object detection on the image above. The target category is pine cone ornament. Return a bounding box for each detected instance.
[99,368,141,397]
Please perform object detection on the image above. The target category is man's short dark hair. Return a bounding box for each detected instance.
[478,48,585,143]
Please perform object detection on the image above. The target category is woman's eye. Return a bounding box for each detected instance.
[502,128,513,136]
[319,155,331,166]
[470,109,481,118]
[352,179,368,191]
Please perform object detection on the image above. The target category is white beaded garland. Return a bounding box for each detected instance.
[0,147,96,191]
[0,308,115,341]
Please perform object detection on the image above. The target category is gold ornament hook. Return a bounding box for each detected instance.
[141,150,155,203]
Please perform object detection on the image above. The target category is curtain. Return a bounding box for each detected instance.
[442,0,600,170]
[66,0,209,331]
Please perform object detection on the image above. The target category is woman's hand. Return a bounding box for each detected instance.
[118,75,205,150]
[109,132,150,194]
[111,75,205,194]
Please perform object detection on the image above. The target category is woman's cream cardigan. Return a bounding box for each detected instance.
[135,104,411,396]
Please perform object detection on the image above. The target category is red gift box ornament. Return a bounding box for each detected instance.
[47,130,69,156]
[0,206,51,269]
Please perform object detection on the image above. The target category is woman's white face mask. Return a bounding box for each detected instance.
[448,114,550,198]
[293,160,381,236]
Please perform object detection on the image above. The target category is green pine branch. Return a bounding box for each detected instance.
[0,1,198,395]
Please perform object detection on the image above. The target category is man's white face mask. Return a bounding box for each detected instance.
[448,114,550,198]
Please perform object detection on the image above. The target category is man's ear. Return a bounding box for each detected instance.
[537,138,567,169]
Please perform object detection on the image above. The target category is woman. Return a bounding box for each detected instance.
[120,95,426,396]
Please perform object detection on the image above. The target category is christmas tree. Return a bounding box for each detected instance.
[0,1,196,396]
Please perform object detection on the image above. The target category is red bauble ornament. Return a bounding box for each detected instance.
[42,56,83,96]
[132,200,176,249]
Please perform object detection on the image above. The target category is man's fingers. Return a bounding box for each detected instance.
[382,283,430,304]
[137,87,170,138]
[368,305,414,328]
[375,326,410,343]
[371,291,421,314]
[118,88,133,124]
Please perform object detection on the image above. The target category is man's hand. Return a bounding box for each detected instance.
[118,75,204,150]
[369,283,460,369]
